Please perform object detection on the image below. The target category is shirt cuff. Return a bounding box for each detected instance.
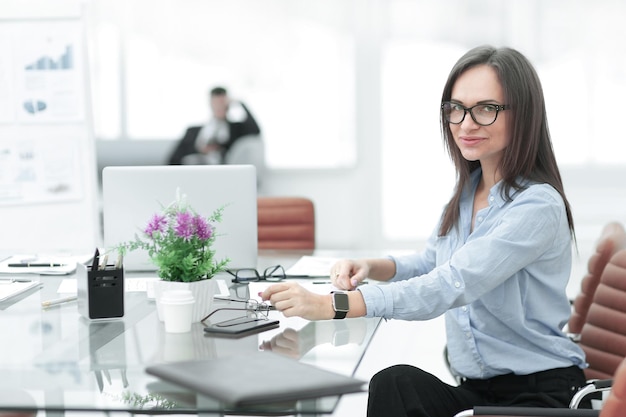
[358,284,394,318]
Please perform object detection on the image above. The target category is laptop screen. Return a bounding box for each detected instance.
[102,165,257,271]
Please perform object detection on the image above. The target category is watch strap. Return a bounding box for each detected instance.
[333,310,347,320]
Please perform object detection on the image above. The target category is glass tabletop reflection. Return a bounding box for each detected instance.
[0,269,380,415]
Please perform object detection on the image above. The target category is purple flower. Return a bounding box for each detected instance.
[145,214,167,238]
[174,211,194,240]
[193,215,213,240]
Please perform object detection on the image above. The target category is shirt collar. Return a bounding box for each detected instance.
[466,168,530,208]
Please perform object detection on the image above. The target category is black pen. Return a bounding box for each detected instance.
[91,248,100,270]
[8,263,67,268]
[285,275,330,279]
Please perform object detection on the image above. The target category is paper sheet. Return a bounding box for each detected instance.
[284,256,341,277]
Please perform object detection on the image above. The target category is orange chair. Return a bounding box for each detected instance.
[577,248,626,380]
[257,197,315,250]
[601,356,626,416]
[569,222,626,335]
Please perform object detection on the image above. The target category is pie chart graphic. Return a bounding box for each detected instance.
[23,99,47,114]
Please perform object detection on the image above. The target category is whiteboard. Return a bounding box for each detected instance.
[0,14,99,253]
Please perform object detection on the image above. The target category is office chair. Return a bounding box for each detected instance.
[257,197,315,250]
[224,134,266,187]
[577,248,626,380]
[569,222,626,336]
[601,354,626,416]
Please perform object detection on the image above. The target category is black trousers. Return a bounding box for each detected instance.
[367,364,589,417]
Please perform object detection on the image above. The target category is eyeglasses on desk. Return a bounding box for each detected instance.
[200,298,274,327]
[227,265,286,283]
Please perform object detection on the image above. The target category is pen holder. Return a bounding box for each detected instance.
[77,263,124,320]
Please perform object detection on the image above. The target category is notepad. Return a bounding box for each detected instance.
[145,351,366,407]
[0,279,41,302]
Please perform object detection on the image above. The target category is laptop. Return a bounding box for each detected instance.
[146,351,366,407]
[102,165,258,271]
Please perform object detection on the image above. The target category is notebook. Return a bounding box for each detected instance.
[102,165,258,271]
[145,351,366,407]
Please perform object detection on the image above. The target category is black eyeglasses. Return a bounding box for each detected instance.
[441,101,509,126]
[200,298,273,325]
[227,265,286,284]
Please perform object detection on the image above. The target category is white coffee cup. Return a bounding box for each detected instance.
[160,290,195,333]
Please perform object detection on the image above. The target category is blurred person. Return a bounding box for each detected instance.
[168,86,261,165]
[260,45,589,417]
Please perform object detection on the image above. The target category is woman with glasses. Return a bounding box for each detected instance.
[260,45,588,417]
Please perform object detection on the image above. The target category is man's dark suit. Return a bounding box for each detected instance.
[168,102,260,165]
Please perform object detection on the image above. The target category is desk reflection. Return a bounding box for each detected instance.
[0,390,36,417]
[154,323,217,363]
[80,320,128,392]
[0,253,382,415]
[260,318,368,359]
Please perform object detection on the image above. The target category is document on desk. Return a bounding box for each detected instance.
[0,253,93,275]
[285,255,341,277]
[0,279,41,302]
[145,350,366,406]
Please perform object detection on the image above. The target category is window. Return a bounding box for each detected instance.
[381,0,626,242]
[88,0,356,169]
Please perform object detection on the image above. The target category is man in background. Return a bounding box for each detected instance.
[168,86,261,165]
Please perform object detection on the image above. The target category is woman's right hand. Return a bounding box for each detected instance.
[330,259,370,290]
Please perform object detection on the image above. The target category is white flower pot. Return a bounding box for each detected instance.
[153,278,217,323]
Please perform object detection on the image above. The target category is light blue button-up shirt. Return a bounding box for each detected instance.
[359,169,586,379]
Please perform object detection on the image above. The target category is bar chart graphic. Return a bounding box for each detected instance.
[24,44,73,71]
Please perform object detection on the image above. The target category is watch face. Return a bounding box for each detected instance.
[333,292,349,311]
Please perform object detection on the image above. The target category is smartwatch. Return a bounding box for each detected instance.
[331,291,349,319]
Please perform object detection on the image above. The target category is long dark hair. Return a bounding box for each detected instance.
[438,45,574,238]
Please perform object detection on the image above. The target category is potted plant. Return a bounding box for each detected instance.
[114,190,229,322]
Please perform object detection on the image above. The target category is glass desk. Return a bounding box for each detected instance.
[0,253,382,416]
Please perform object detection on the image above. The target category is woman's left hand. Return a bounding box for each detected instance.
[259,282,334,321]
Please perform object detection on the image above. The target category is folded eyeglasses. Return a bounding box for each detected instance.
[200,298,274,327]
[227,265,286,284]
